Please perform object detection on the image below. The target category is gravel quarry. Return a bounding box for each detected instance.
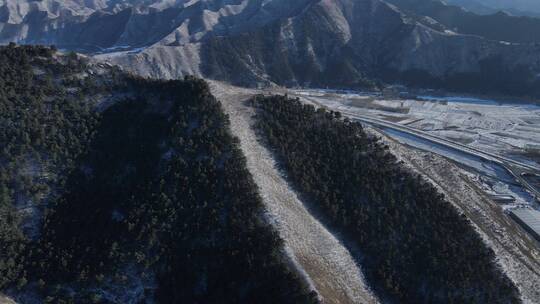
[210,82,379,304]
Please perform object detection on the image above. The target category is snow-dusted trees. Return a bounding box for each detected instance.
[254,94,520,304]
[0,46,317,303]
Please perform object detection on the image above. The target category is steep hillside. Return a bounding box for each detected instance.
[253,94,521,303]
[99,0,540,98]
[0,44,317,303]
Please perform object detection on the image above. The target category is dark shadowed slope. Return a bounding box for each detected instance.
[0,44,317,304]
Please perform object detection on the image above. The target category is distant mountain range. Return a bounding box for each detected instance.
[446,0,540,17]
[2,0,540,97]
[388,0,540,43]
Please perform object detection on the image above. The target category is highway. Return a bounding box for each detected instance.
[295,94,540,201]
[346,112,540,201]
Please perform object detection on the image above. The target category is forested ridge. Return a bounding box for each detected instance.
[253,95,520,304]
[0,45,317,303]
[0,44,103,292]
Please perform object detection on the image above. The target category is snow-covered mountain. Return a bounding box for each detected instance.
[446,0,540,17]
[100,0,540,95]
[3,0,540,94]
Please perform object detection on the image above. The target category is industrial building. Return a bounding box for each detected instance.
[509,208,540,242]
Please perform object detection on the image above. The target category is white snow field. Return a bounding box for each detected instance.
[210,82,379,304]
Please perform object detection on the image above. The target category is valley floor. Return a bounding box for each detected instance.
[210,82,379,304]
